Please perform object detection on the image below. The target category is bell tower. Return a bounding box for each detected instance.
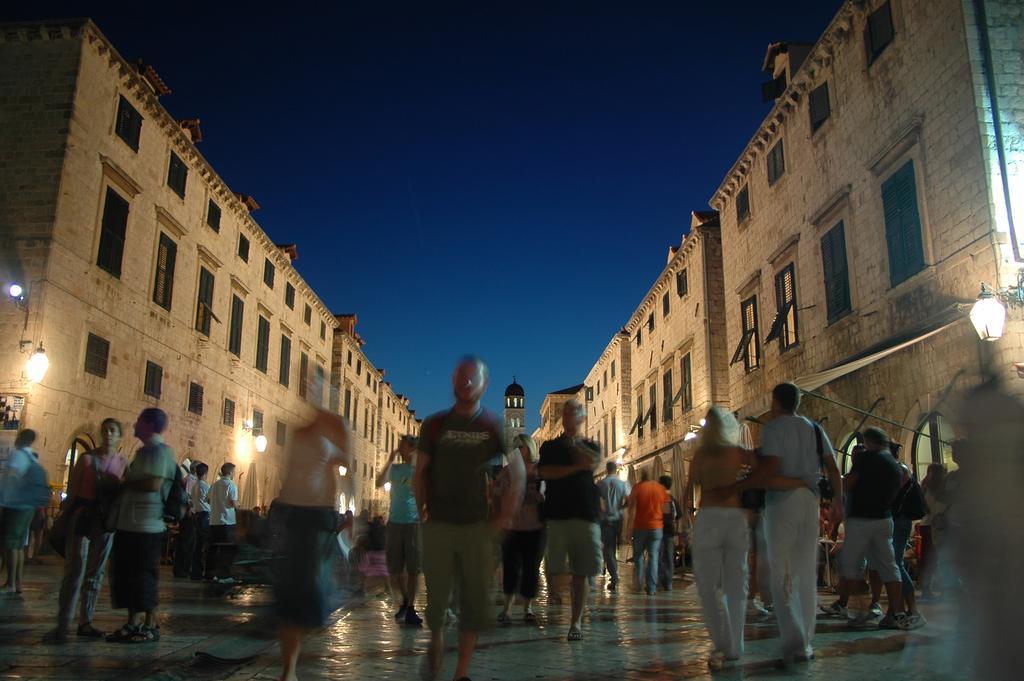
[503,377,525,453]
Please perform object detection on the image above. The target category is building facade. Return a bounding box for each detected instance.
[530,384,583,449]
[0,20,420,509]
[581,332,631,462]
[710,0,1023,477]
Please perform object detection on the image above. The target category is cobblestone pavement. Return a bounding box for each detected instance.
[1,557,967,680]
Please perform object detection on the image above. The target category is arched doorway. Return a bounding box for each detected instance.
[911,412,956,481]
[61,434,96,494]
[838,432,863,474]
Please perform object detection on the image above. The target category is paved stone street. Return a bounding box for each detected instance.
[1,557,967,681]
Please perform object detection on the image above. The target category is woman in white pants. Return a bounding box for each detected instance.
[685,408,755,671]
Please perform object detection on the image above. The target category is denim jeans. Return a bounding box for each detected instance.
[659,533,675,591]
[601,520,623,584]
[892,516,914,596]
[632,528,662,593]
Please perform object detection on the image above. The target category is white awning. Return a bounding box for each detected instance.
[794,319,963,393]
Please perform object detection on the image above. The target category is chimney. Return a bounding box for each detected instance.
[277,243,298,263]
[760,42,814,102]
[134,59,171,97]
[335,314,357,337]
[179,119,203,143]
[234,193,260,212]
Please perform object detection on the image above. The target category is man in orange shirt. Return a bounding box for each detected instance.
[628,471,670,595]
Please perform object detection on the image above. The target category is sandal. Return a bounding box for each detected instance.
[106,624,139,643]
[77,623,104,638]
[523,612,537,623]
[567,627,583,642]
[125,626,159,643]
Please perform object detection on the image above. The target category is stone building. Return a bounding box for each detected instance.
[710,0,1023,476]
[581,331,631,462]
[530,384,583,449]
[331,314,417,514]
[503,378,526,453]
[0,20,419,509]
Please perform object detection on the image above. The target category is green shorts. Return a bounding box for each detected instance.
[386,522,422,575]
[545,519,603,577]
[1,508,34,550]
[422,521,495,632]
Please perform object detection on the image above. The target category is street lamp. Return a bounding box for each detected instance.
[254,434,268,453]
[383,481,392,493]
[969,274,1024,341]
[25,343,49,383]
[7,283,24,300]
[338,465,348,476]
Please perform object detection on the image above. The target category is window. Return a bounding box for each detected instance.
[648,383,657,433]
[347,350,352,366]
[84,333,110,378]
[662,369,673,422]
[276,421,287,446]
[356,360,362,376]
[228,295,244,356]
[344,388,352,420]
[912,412,956,482]
[731,296,761,372]
[736,185,750,224]
[299,352,309,399]
[167,151,187,198]
[680,353,693,412]
[839,433,863,475]
[767,139,785,186]
[263,258,275,289]
[285,283,295,310]
[635,329,642,348]
[206,200,221,232]
[144,361,162,398]
[279,335,291,387]
[809,82,831,132]
[255,315,270,373]
[320,320,326,340]
[363,408,369,438]
[152,232,177,311]
[352,397,359,430]
[611,360,616,379]
[611,410,617,451]
[187,382,204,415]
[222,398,235,427]
[237,234,250,262]
[676,268,688,297]
[822,222,852,323]
[865,0,894,65]
[195,267,215,336]
[304,304,312,326]
[882,160,925,287]
[662,292,670,318]
[603,420,609,456]
[767,264,799,351]
[114,95,143,151]
[647,312,655,333]
[251,409,264,435]
[366,372,371,388]
[96,187,129,278]
[636,394,644,440]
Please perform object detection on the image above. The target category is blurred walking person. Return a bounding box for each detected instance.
[496,433,545,624]
[657,475,681,592]
[206,463,238,582]
[46,419,127,642]
[274,409,351,681]
[106,408,178,643]
[189,463,211,580]
[918,463,947,599]
[627,471,668,596]
[415,357,524,680]
[597,461,629,592]
[0,429,49,595]
[376,434,423,626]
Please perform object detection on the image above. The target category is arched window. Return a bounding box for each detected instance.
[61,436,94,492]
[839,432,862,475]
[911,412,956,481]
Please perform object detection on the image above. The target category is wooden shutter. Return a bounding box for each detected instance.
[97,188,129,277]
[809,82,831,132]
[153,233,176,310]
[882,161,925,286]
[188,382,204,415]
[207,200,221,232]
[228,295,244,356]
[682,353,693,410]
[662,370,673,421]
[256,316,270,372]
[223,398,235,426]
[279,335,291,386]
[196,267,214,335]
[299,352,309,399]
[822,222,851,322]
[144,361,162,398]
[84,333,110,377]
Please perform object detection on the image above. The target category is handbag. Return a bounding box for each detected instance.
[813,422,835,500]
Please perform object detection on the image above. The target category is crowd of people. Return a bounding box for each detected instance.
[0,360,1005,680]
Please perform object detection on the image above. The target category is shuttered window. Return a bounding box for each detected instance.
[822,222,852,323]
[152,232,177,311]
[187,382,204,415]
[276,421,287,446]
[865,1,895,65]
[252,410,264,435]
[681,353,693,412]
[263,258,275,289]
[144,361,162,398]
[255,315,270,373]
[167,152,188,198]
[662,292,670,318]
[736,185,751,224]
[304,304,312,325]
[299,352,309,399]
[730,296,761,372]
[96,187,129,278]
[676,268,688,297]
[223,398,235,427]
[767,139,785,186]
[648,383,657,433]
[662,369,673,422]
[195,267,215,336]
[882,161,925,287]
[285,283,295,309]
[84,333,110,378]
[809,82,831,132]
[647,312,655,332]
[228,295,244,356]
[114,96,142,151]
[279,335,291,387]
[207,200,221,232]
[766,264,799,351]
[237,234,250,262]
[636,393,644,440]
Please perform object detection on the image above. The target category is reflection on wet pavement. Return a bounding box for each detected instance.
[1,559,966,680]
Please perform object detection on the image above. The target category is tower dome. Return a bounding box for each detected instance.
[505,378,524,397]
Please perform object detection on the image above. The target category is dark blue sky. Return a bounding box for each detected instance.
[11,1,841,430]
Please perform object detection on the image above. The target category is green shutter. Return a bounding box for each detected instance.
[882,161,925,286]
[822,222,851,322]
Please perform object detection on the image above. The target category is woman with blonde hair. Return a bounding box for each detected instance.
[684,407,756,670]
[495,433,546,623]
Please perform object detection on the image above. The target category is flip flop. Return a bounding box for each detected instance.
[567,627,583,642]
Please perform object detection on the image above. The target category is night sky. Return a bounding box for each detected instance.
[7,2,842,430]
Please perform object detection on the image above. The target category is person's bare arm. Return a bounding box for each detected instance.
[825,454,844,524]
[494,453,526,530]
[413,451,431,521]
[375,450,399,488]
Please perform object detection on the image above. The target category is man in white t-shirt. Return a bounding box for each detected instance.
[189,463,211,580]
[205,463,237,582]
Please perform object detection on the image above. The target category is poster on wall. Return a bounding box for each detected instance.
[1,394,25,431]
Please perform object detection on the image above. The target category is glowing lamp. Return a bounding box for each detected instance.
[684,431,698,442]
[254,434,268,453]
[26,344,49,383]
[8,283,23,299]
[383,481,392,492]
[338,465,348,476]
[970,288,1006,341]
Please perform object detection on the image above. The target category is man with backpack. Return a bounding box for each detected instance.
[106,408,178,644]
[415,356,524,681]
